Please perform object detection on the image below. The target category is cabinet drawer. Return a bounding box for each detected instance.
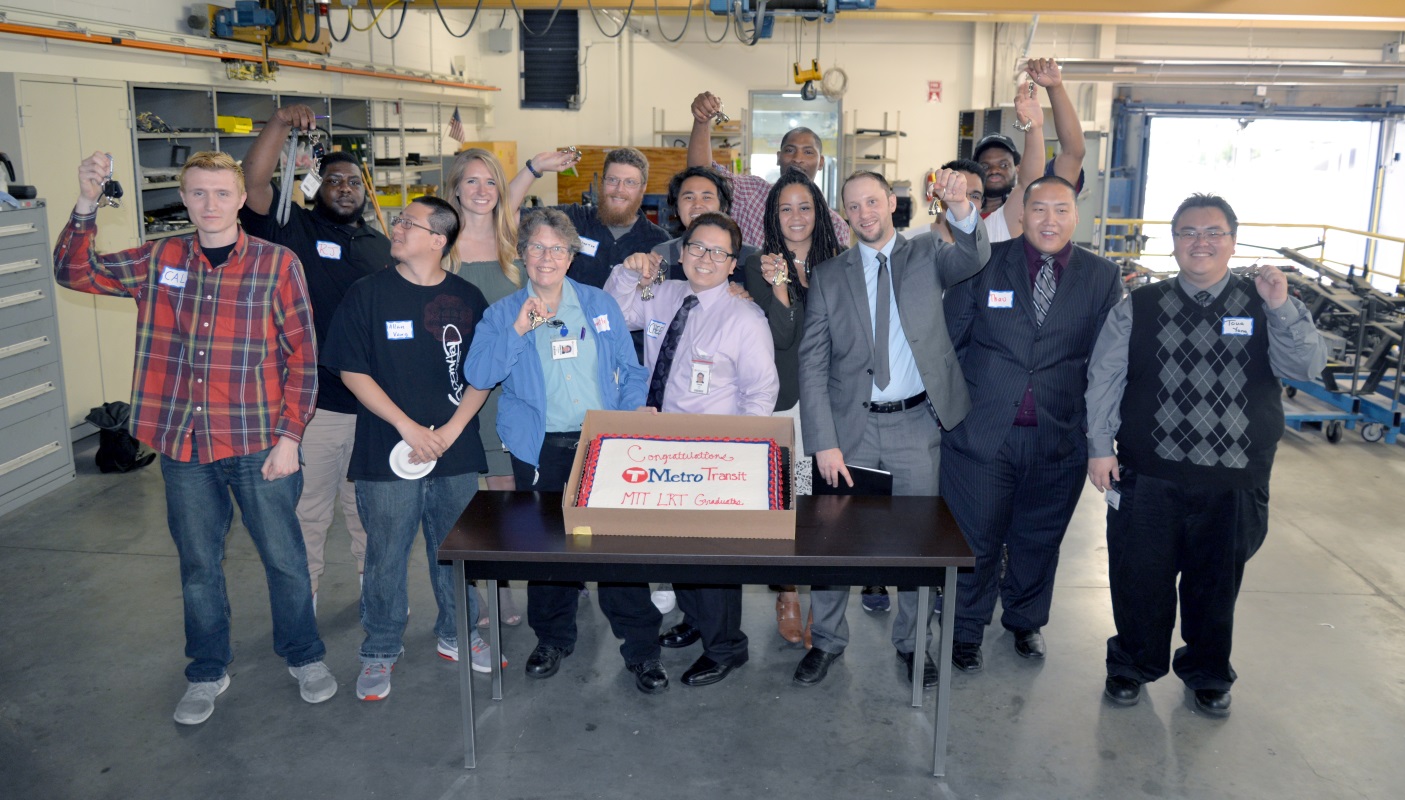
[0,361,63,430]
[0,277,56,329]
[0,317,60,381]
[0,406,72,500]
[0,217,46,254]
[0,249,48,291]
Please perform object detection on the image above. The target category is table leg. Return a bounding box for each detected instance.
[454,560,476,769]
[487,578,503,700]
[931,566,958,777]
[912,586,929,708]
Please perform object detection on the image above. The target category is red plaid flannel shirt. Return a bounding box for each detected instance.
[54,210,317,462]
[714,162,851,250]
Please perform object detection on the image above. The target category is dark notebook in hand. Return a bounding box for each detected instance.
[810,462,894,496]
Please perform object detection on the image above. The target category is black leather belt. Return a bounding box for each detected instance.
[543,432,582,450]
[867,392,928,414]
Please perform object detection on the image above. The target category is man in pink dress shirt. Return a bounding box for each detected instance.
[607,212,779,687]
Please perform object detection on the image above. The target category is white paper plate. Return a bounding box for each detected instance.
[389,440,437,480]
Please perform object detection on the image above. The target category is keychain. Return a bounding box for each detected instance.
[97,154,124,209]
[641,263,667,301]
[1012,81,1037,133]
[299,129,326,200]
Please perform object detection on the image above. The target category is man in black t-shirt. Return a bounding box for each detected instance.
[322,197,492,701]
[241,104,391,605]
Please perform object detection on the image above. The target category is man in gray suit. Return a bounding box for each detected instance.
[941,176,1123,673]
[794,169,991,688]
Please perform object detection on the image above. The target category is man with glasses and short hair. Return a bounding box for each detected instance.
[241,104,392,607]
[606,212,779,688]
[1085,193,1326,716]
[322,197,494,701]
[54,150,336,725]
[517,146,669,290]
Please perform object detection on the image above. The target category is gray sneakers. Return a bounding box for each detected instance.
[356,661,393,701]
[288,661,338,704]
[173,674,230,725]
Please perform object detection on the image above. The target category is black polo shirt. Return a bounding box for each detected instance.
[555,204,669,289]
[240,202,392,414]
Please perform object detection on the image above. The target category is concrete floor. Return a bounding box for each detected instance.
[2,426,1403,800]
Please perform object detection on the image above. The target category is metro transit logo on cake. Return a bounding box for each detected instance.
[576,435,783,511]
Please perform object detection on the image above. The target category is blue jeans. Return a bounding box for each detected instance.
[161,449,326,683]
[356,473,479,663]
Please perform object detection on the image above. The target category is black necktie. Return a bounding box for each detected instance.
[1033,254,1057,325]
[1194,290,1213,307]
[874,253,891,391]
[646,294,698,410]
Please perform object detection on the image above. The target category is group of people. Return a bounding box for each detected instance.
[53,56,1327,726]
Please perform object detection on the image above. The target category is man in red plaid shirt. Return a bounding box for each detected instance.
[54,151,337,726]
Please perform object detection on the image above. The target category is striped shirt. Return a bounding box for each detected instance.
[712,162,850,250]
[54,210,317,462]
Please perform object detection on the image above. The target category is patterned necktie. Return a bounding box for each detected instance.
[646,294,698,410]
[1194,290,1213,307]
[873,253,891,391]
[1033,254,1057,326]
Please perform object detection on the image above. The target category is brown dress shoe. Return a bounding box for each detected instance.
[776,591,803,644]
[802,607,813,650]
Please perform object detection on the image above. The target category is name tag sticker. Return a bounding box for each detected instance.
[386,320,414,340]
[578,237,600,257]
[689,360,713,394]
[551,339,578,360]
[316,240,343,260]
[159,267,188,289]
[592,314,611,333]
[1105,487,1122,510]
[1222,317,1253,336]
[646,319,666,338]
[988,290,1014,309]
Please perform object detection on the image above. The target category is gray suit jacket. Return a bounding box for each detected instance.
[799,224,991,457]
[942,239,1123,463]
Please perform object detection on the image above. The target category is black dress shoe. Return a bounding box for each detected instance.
[897,650,938,689]
[793,647,842,687]
[680,655,739,687]
[1104,675,1141,706]
[951,642,983,673]
[524,644,572,679]
[626,659,669,694]
[1013,629,1046,659]
[1193,689,1231,717]
[659,623,701,649]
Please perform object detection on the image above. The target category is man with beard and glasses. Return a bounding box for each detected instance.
[241,104,391,609]
[517,147,670,290]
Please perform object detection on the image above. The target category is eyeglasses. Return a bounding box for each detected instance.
[603,176,642,189]
[323,175,364,189]
[1172,229,1232,242]
[524,242,572,260]
[683,241,735,263]
[390,215,439,235]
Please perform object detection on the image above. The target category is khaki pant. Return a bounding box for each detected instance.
[296,409,366,594]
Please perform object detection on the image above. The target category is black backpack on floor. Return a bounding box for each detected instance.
[85,402,156,473]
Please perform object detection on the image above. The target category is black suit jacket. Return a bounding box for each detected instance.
[943,239,1122,463]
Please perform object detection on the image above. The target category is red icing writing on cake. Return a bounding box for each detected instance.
[627,444,736,465]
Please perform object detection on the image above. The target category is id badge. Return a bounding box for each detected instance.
[988,290,1014,309]
[300,171,322,200]
[689,360,713,394]
[578,237,600,257]
[551,339,578,360]
[1222,317,1253,336]
[1105,487,1122,510]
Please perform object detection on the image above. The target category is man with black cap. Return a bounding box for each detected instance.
[973,58,1086,243]
[241,103,391,606]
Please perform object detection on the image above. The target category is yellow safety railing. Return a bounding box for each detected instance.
[1096,218,1405,287]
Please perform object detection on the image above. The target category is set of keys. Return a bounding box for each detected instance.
[1012,81,1038,133]
[641,263,669,301]
[298,129,327,200]
[712,105,730,126]
[527,309,567,331]
[98,154,124,209]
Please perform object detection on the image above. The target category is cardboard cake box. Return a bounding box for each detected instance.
[562,410,796,540]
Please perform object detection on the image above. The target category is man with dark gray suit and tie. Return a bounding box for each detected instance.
[940,176,1123,672]
[794,169,990,688]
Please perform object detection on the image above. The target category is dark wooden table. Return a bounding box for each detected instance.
[438,491,974,776]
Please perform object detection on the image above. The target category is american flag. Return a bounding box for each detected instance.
[448,106,465,142]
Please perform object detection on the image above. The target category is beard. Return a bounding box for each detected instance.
[597,193,643,227]
[314,195,363,226]
[983,182,1013,202]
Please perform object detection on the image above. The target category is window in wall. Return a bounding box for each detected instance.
[519,11,580,110]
